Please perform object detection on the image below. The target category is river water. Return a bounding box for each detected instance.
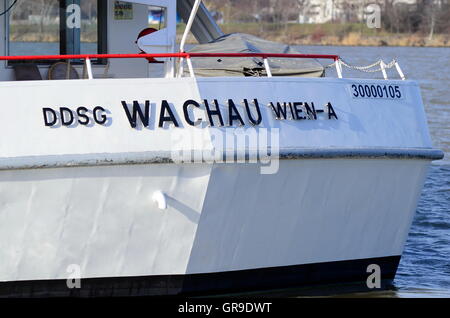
[298,46,450,298]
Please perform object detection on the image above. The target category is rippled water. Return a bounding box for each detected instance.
[396,165,450,291]
[299,46,450,297]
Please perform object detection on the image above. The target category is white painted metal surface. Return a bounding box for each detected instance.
[0,77,434,161]
[0,164,211,279]
[152,190,168,210]
[187,159,429,273]
[0,158,429,281]
[135,0,177,78]
[0,75,441,283]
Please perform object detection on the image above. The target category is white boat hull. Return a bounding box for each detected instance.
[0,158,431,296]
[0,77,442,296]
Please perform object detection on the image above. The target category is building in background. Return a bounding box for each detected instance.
[297,0,446,24]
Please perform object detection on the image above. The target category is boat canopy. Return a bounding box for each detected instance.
[132,0,324,78]
[187,33,325,78]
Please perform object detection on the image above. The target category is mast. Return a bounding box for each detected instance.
[177,0,224,44]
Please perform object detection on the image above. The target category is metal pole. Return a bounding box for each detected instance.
[178,58,185,78]
[180,0,202,53]
[263,58,273,77]
[85,57,93,80]
[186,57,195,78]
[380,61,388,80]
[179,0,202,78]
[335,59,343,79]
[395,62,406,80]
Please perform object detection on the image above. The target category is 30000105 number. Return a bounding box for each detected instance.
[349,84,403,99]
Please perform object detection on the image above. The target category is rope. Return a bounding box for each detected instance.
[326,58,398,73]
[0,0,18,17]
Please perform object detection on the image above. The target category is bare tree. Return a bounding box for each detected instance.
[33,0,58,37]
[202,0,450,38]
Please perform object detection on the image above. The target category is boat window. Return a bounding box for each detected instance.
[5,0,107,64]
[148,5,167,30]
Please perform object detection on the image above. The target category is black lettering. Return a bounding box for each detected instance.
[358,85,365,97]
[158,100,180,128]
[365,85,371,98]
[60,107,74,126]
[288,102,296,120]
[371,85,377,98]
[395,86,402,98]
[351,84,359,97]
[377,85,383,98]
[293,102,306,120]
[244,99,262,126]
[43,108,57,127]
[327,102,338,120]
[204,99,224,127]
[93,106,107,125]
[389,86,395,98]
[183,100,201,126]
[121,100,150,128]
[304,102,317,120]
[77,107,89,125]
[270,102,287,120]
[227,99,245,126]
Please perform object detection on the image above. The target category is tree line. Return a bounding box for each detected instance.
[203,0,450,36]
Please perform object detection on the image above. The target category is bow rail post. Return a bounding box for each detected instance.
[263,56,273,77]
[178,0,203,78]
[335,59,343,78]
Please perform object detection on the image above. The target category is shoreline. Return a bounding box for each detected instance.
[280,35,450,48]
[177,23,450,48]
[9,23,450,48]
[10,39,449,49]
